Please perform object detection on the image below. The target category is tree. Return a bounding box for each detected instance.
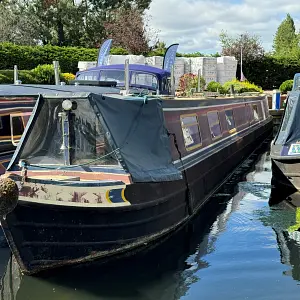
[219,31,264,61]
[273,13,299,57]
[88,0,151,11]
[0,0,153,48]
[104,7,153,54]
[0,1,40,45]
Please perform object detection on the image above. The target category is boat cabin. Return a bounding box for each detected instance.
[75,64,171,95]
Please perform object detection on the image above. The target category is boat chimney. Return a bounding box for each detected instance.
[124,59,130,95]
[53,61,61,85]
[13,65,18,84]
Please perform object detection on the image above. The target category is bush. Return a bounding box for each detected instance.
[178,73,206,95]
[223,79,263,93]
[206,81,226,94]
[0,66,75,85]
[279,79,293,94]
[31,64,55,84]
[61,72,75,84]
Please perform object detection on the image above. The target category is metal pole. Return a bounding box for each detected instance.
[170,65,175,96]
[240,37,243,81]
[124,59,130,95]
[13,65,18,84]
[197,69,202,92]
[53,61,61,85]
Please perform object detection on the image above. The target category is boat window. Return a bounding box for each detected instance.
[19,98,119,166]
[180,114,202,151]
[77,71,99,81]
[100,70,124,84]
[10,114,25,146]
[207,111,222,139]
[131,72,158,89]
[225,110,236,134]
[252,104,259,121]
[0,117,3,130]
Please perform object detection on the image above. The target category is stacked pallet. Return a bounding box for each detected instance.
[183,57,217,85]
[216,56,237,84]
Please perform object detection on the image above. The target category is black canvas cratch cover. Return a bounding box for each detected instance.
[275,91,300,145]
[91,94,182,182]
[8,87,182,182]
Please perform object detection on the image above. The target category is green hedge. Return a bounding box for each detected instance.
[0,43,98,74]
[242,56,300,90]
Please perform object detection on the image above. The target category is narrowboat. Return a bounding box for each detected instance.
[0,81,273,275]
[271,73,300,192]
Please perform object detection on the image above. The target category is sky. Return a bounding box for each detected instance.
[148,0,300,54]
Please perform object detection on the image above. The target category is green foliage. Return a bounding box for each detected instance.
[61,73,76,84]
[31,64,55,84]
[0,66,75,85]
[110,47,129,55]
[0,43,132,74]
[179,74,206,95]
[279,79,293,93]
[19,71,39,84]
[223,79,263,93]
[273,14,299,57]
[206,81,226,94]
[242,55,300,90]
[0,0,152,48]
[219,31,264,61]
[0,74,9,84]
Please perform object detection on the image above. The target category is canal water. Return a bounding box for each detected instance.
[1,141,300,299]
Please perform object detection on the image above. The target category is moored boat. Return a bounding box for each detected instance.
[271,73,300,193]
[0,81,272,275]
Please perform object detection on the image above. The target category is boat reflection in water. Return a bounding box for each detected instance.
[262,188,300,282]
[0,147,270,300]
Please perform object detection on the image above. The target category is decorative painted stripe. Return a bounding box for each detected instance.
[106,188,129,204]
[6,170,131,184]
[163,101,262,111]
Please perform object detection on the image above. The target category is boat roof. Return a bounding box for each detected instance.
[0,84,120,97]
[0,84,266,108]
[77,64,171,78]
